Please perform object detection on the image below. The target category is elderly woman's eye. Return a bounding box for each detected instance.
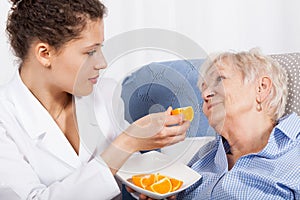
[200,83,207,92]
[216,76,225,82]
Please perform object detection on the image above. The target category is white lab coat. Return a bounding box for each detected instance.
[0,71,127,200]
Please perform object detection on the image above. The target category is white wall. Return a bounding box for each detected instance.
[103,0,300,54]
[1,0,300,84]
[1,0,16,85]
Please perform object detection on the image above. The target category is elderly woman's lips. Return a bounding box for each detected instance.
[207,102,221,110]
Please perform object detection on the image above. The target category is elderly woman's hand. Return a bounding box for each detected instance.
[126,186,177,200]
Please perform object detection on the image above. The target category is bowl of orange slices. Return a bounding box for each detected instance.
[116,151,202,199]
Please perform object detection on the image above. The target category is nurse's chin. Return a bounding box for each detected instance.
[72,86,94,97]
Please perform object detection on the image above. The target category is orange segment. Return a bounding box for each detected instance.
[171,106,194,121]
[154,173,166,182]
[141,174,155,188]
[132,175,143,188]
[132,174,155,188]
[145,185,153,192]
[170,178,183,191]
[149,177,172,194]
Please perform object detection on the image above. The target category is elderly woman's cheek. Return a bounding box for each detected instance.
[202,104,209,117]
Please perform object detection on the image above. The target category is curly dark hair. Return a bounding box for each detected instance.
[6,0,106,61]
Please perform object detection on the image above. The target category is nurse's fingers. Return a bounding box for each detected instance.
[167,195,176,199]
[125,186,135,193]
[139,193,154,200]
[160,120,190,137]
[166,133,187,146]
[164,113,184,126]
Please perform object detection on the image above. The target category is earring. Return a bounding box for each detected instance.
[45,63,51,68]
[256,100,262,112]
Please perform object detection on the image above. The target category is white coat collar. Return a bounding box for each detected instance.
[8,71,84,168]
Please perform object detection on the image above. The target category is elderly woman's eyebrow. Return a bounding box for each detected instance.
[206,67,222,79]
[206,66,217,77]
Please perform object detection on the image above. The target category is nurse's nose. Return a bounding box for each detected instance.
[94,51,107,70]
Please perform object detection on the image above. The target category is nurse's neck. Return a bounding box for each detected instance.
[19,59,71,121]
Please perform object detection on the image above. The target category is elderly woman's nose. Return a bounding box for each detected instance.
[202,87,215,102]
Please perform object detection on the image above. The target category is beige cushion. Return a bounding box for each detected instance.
[271,53,300,116]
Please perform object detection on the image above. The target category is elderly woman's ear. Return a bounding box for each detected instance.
[256,76,272,108]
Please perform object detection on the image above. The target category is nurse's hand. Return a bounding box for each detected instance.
[122,106,190,152]
[126,186,177,200]
[101,107,189,174]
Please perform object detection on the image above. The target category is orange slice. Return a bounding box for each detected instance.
[149,177,172,194]
[132,173,183,193]
[132,174,155,188]
[171,106,194,121]
[154,173,166,182]
[170,178,183,191]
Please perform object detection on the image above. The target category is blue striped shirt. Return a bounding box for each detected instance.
[178,113,300,200]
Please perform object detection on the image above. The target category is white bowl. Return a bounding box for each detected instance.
[116,151,202,199]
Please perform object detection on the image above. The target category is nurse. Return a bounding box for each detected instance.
[0,0,190,199]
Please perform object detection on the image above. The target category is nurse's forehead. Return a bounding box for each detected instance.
[71,19,104,47]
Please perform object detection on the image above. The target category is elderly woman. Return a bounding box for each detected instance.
[175,49,300,199]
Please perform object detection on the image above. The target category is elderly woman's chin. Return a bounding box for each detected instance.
[206,109,226,134]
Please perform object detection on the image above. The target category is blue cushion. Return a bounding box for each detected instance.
[121,59,214,137]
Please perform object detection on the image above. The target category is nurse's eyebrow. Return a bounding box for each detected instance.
[84,43,102,49]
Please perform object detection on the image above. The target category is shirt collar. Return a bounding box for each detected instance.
[7,70,56,139]
[8,72,99,139]
[275,112,300,141]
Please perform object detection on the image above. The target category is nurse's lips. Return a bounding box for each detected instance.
[88,75,99,84]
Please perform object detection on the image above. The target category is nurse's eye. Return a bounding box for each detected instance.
[87,49,97,56]
[86,44,103,56]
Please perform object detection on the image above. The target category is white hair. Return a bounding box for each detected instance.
[198,48,288,122]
